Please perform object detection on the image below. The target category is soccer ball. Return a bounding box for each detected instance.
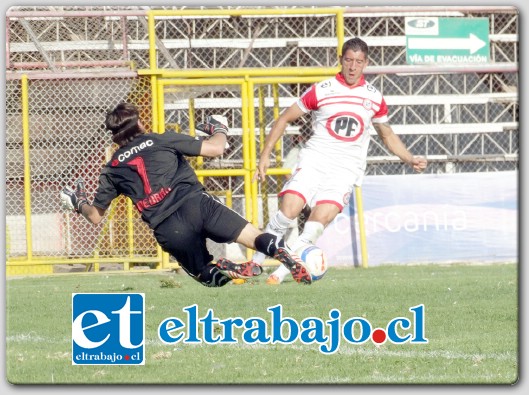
[295,244,328,281]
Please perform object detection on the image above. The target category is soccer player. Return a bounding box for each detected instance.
[60,102,312,287]
[253,37,428,284]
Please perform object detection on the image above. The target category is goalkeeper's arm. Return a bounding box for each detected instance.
[79,204,106,225]
[195,115,229,157]
[60,179,106,224]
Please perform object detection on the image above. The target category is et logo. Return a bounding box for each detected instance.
[72,293,145,365]
[325,112,365,142]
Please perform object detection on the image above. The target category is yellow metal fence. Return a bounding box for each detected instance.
[5,8,369,275]
[6,73,369,275]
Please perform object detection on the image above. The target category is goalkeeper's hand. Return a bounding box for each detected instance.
[195,115,229,136]
[60,178,88,214]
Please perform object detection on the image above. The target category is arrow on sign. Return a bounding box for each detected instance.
[408,33,486,54]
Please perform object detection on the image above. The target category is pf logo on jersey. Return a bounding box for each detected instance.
[326,112,365,142]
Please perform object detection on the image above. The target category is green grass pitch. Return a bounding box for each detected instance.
[6,263,518,384]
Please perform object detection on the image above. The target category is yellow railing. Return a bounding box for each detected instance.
[21,75,33,262]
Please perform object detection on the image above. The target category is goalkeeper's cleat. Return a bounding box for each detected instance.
[273,247,312,285]
[215,258,263,279]
[265,274,282,285]
[231,279,247,285]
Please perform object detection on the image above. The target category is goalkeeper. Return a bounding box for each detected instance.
[60,102,311,287]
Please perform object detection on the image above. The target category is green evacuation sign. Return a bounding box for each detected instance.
[406,17,489,64]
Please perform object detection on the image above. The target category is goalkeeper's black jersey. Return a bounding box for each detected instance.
[93,131,204,229]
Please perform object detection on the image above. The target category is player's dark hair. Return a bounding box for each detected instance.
[341,37,368,57]
[105,102,143,146]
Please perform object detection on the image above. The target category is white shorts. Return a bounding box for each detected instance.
[279,148,365,211]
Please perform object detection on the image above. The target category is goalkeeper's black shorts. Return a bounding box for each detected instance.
[153,191,248,276]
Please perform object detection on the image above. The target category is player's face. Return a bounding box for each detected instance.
[340,49,368,86]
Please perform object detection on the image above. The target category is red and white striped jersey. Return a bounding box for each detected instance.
[296,73,389,166]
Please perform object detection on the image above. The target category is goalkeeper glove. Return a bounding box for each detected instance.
[195,115,229,136]
[60,178,88,214]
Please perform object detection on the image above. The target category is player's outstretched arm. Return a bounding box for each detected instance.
[79,204,106,225]
[60,178,106,224]
[373,122,427,173]
[254,103,304,182]
[409,156,428,173]
[196,115,229,157]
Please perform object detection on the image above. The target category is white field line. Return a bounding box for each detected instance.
[8,332,516,366]
[231,342,516,363]
[335,345,517,362]
[6,332,49,343]
[355,371,514,384]
[150,340,516,364]
[7,333,166,346]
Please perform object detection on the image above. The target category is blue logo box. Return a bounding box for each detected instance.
[72,293,145,365]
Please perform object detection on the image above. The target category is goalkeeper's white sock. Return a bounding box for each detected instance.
[271,221,325,283]
[252,210,294,264]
